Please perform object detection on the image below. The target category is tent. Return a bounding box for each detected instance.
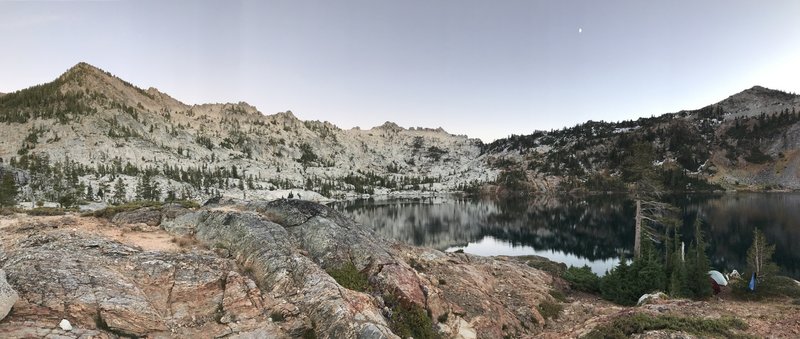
[708,270,728,286]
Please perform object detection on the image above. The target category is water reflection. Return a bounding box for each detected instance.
[330,193,800,279]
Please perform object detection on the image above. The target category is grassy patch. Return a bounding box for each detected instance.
[519,255,567,277]
[0,207,22,215]
[25,207,69,216]
[171,235,199,248]
[383,293,439,339]
[87,200,198,219]
[549,289,567,302]
[582,313,750,339]
[172,199,201,209]
[729,275,800,301]
[326,262,369,292]
[88,201,162,219]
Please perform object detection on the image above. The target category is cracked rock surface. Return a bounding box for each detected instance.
[1,200,557,338]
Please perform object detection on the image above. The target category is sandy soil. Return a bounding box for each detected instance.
[0,213,181,253]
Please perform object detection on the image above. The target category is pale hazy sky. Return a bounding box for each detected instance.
[1,0,799,142]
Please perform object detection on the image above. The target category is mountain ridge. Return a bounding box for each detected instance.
[1,62,799,206]
[0,63,492,205]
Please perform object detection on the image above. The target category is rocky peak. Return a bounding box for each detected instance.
[271,110,300,121]
[374,121,404,132]
[721,85,797,105]
[58,62,121,90]
[717,85,799,118]
[61,62,106,78]
[56,62,190,113]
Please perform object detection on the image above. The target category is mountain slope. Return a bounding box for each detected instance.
[0,63,494,204]
[485,86,800,192]
[1,63,797,206]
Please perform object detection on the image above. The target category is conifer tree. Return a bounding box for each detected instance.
[86,183,94,201]
[685,218,712,299]
[668,227,689,297]
[746,228,779,287]
[0,172,19,207]
[135,172,161,201]
[113,178,127,204]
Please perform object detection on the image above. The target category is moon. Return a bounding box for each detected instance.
[578,28,582,33]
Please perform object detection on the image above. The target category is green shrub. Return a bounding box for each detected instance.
[269,311,285,322]
[601,243,666,306]
[549,289,567,302]
[582,313,749,339]
[521,255,567,277]
[301,327,317,339]
[326,262,369,292]
[730,275,800,300]
[89,200,163,219]
[564,265,601,293]
[383,293,439,339]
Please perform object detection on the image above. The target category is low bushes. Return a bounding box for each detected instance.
[583,313,749,339]
[382,293,439,339]
[563,265,601,293]
[87,200,199,219]
[325,262,369,292]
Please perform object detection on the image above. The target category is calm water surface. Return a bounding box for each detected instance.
[330,193,800,278]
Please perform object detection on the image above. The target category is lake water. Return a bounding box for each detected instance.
[330,193,800,279]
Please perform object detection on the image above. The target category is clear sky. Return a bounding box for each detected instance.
[1,0,799,142]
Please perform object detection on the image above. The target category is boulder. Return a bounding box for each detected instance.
[637,292,669,306]
[161,210,206,235]
[0,270,19,321]
[111,207,162,226]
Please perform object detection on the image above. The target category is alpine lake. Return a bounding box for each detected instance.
[330,193,800,279]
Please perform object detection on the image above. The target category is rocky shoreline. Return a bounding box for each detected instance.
[0,199,556,338]
[1,199,798,338]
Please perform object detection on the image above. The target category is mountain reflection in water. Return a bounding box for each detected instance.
[330,193,800,279]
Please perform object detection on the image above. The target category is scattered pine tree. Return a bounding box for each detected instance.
[0,172,18,207]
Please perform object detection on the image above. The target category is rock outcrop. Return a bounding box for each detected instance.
[0,270,18,321]
[111,206,162,227]
[1,200,558,338]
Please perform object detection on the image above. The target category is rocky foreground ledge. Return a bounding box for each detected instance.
[0,200,557,338]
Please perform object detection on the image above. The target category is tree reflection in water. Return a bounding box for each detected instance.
[330,193,800,279]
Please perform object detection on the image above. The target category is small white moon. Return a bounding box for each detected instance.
[578,28,582,33]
